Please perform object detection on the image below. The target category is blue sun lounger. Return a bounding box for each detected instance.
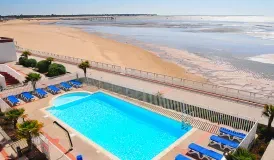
[60,82,72,91]
[188,143,223,160]
[210,135,239,151]
[70,80,82,85]
[35,88,48,98]
[6,95,20,106]
[175,154,191,160]
[68,80,82,88]
[47,85,61,94]
[219,127,246,142]
[21,92,35,102]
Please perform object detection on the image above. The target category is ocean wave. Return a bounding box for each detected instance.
[187,27,242,33]
[245,31,274,40]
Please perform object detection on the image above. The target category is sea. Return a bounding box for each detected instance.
[52,16,274,94]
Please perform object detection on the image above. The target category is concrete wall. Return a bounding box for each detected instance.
[0,74,6,89]
[0,41,17,63]
[0,64,24,82]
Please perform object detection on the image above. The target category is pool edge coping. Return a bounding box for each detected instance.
[48,90,93,106]
[152,128,197,160]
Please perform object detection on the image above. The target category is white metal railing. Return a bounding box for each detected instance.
[124,68,274,106]
[181,103,256,132]
[0,64,25,82]
[15,45,274,106]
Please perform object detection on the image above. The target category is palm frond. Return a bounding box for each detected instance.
[17,120,44,139]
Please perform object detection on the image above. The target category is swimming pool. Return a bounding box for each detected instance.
[47,92,192,160]
[51,92,91,106]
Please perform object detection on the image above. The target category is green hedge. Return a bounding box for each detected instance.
[19,57,27,65]
[36,60,50,73]
[47,63,66,77]
[23,58,37,68]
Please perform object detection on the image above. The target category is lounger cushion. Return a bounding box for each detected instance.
[60,82,72,89]
[210,135,239,148]
[7,95,19,105]
[71,80,82,84]
[220,127,246,139]
[189,143,223,160]
[69,80,82,87]
[48,85,60,92]
[21,92,34,100]
[175,154,190,160]
[36,88,48,97]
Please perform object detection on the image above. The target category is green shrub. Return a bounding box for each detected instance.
[23,58,37,68]
[227,148,256,160]
[258,145,266,155]
[47,63,66,77]
[36,60,50,73]
[257,125,267,137]
[19,57,27,65]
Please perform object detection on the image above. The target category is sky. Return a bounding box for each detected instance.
[0,0,274,16]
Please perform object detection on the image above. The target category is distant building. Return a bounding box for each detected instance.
[0,37,17,63]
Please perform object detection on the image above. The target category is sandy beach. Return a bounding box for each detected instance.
[0,20,206,82]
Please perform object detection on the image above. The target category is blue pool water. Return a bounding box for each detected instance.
[52,92,91,106]
[47,92,191,160]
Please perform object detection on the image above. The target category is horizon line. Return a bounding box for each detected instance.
[1,14,267,17]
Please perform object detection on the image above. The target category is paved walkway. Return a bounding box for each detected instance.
[10,53,269,126]
[261,139,274,160]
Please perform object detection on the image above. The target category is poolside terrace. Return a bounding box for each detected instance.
[0,78,254,160]
[0,53,259,159]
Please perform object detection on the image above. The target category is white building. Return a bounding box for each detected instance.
[0,37,23,89]
[0,37,17,63]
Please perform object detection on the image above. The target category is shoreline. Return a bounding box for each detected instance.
[0,19,206,83]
